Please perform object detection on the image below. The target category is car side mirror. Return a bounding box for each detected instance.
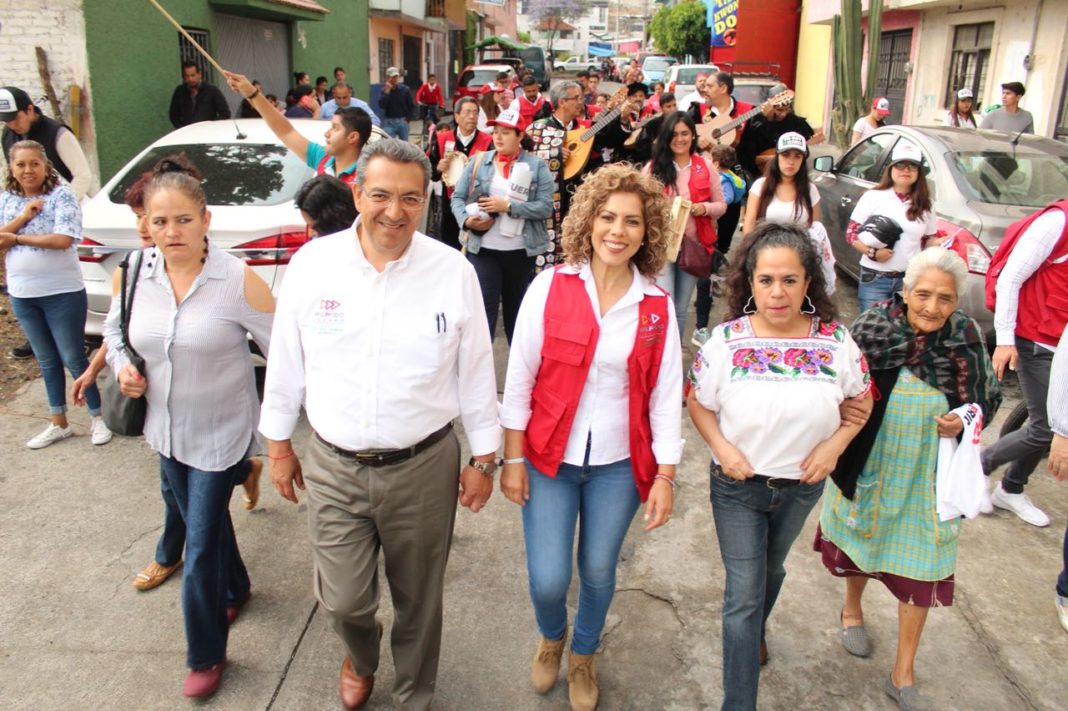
[813,155,834,172]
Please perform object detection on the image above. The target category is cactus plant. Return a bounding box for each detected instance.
[831,0,884,147]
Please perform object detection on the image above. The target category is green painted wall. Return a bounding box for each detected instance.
[83,0,369,182]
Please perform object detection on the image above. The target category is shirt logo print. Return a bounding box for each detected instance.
[320,299,341,310]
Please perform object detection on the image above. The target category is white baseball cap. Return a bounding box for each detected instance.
[487,108,524,131]
[890,140,923,166]
[386,67,401,78]
[776,131,807,154]
[957,88,974,100]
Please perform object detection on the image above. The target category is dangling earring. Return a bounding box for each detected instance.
[743,296,757,314]
[801,294,816,315]
[201,234,209,264]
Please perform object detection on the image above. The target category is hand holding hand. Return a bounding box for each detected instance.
[500,462,529,505]
[459,465,493,512]
[117,363,146,398]
[935,412,964,438]
[71,370,94,406]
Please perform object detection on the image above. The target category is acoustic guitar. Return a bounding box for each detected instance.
[696,90,795,148]
[622,111,664,147]
[562,87,629,180]
[753,127,827,173]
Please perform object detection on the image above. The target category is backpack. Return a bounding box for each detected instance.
[722,170,746,205]
[984,200,1068,312]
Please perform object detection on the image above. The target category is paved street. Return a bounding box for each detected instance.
[2,278,1066,710]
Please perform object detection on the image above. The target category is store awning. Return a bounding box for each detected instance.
[588,42,614,58]
[209,0,328,22]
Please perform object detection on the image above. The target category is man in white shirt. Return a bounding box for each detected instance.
[259,139,501,710]
[982,205,1068,527]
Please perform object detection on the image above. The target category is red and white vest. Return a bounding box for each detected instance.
[524,268,669,501]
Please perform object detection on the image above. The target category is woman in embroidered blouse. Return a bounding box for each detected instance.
[688,222,872,711]
[0,140,112,449]
[499,164,683,711]
[102,170,275,699]
[644,112,727,341]
[814,248,1000,710]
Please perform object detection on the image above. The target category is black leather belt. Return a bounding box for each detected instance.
[713,464,801,489]
[315,423,453,467]
[860,268,906,283]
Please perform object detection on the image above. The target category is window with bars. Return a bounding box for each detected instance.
[945,22,994,108]
[379,38,395,83]
[179,28,213,81]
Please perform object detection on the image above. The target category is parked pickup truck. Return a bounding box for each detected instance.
[553,56,598,72]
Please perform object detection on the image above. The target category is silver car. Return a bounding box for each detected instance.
[811,125,1068,338]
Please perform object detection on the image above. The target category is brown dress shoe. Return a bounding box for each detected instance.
[339,656,374,710]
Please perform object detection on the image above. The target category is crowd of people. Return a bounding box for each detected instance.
[2,62,1066,711]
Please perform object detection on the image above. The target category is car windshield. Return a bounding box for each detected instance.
[949,150,1068,207]
[644,58,673,71]
[677,67,715,84]
[518,48,543,67]
[461,69,501,88]
[108,144,314,207]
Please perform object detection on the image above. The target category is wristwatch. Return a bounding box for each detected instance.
[468,456,502,477]
[866,246,878,260]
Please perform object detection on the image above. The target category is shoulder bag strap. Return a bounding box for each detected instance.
[120,250,144,361]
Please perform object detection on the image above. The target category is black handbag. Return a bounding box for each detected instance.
[101,251,147,436]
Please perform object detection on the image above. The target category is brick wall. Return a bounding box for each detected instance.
[0,0,99,191]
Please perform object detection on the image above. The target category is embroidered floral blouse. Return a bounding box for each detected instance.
[691,316,871,479]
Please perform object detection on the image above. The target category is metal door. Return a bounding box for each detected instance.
[214,14,290,116]
[874,30,912,126]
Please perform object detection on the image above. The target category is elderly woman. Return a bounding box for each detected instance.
[499,164,682,711]
[815,248,1000,710]
[451,108,554,344]
[103,170,274,698]
[0,140,111,448]
[688,222,871,711]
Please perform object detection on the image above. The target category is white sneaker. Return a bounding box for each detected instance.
[990,485,1050,527]
[26,423,74,449]
[90,416,113,445]
[979,484,994,514]
[1057,596,1068,633]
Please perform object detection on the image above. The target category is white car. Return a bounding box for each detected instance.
[79,119,385,341]
[553,56,597,72]
[664,63,718,108]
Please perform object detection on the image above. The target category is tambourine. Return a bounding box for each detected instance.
[442,152,468,188]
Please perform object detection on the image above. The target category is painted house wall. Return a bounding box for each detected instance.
[795,0,833,130]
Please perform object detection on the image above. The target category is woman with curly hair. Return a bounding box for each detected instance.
[499,163,683,711]
[687,222,872,710]
[0,140,111,448]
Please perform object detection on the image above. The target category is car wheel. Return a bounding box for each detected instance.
[999,400,1028,437]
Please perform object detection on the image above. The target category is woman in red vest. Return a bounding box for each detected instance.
[499,164,683,711]
[644,112,727,342]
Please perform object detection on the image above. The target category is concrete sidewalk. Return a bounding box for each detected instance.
[1,337,1066,710]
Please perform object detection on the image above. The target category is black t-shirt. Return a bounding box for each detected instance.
[736,112,814,178]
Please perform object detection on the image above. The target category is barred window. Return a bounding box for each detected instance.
[945,22,994,109]
[179,27,214,81]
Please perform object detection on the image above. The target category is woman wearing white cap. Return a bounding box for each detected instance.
[742,132,836,293]
[852,97,890,145]
[944,88,977,129]
[848,139,941,311]
[450,108,554,344]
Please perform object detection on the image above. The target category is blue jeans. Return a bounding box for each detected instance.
[159,455,251,669]
[522,456,640,654]
[155,467,186,567]
[857,267,903,312]
[10,289,100,415]
[656,262,699,341]
[466,248,534,344]
[709,466,824,711]
[383,117,410,141]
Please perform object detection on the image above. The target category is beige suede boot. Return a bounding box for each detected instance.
[567,651,599,711]
[531,633,568,693]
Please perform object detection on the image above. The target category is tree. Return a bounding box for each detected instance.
[831,0,884,146]
[528,0,587,59]
[650,0,710,61]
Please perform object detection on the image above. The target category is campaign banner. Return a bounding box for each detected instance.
[706,0,739,48]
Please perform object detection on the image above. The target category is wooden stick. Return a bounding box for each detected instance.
[146,0,226,76]
[34,47,63,118]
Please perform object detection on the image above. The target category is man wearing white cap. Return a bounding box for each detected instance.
[378,67,415,140]
[944,88,978,129]
[852,97,890,145]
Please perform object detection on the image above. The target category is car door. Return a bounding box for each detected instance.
[817,133,896,278]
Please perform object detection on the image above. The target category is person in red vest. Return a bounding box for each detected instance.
[224,70,372,185]
[426,97,492,249]
[498,164,682,711]
[981,200,1068,527]
[415,73,445,124]
[509,75,552,127]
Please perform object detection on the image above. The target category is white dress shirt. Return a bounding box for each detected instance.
[259,222,501,454]
[500,264,684,467]
[994,209,1067,349]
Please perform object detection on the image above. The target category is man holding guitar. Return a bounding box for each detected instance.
[690,72,754,151]
[736,82,824,181]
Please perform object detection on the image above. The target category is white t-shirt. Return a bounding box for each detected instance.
[751,177,821,227]
[478,171,524,251]
[852,117,880,141]
[942,112,977,129]
[691,316,871,479]
[850,188,937,273]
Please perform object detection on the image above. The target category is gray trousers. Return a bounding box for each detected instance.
[305,430,461,710]
[982,338,1054,493]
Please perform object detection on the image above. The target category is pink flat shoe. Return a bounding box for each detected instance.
[182,660,225,698]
